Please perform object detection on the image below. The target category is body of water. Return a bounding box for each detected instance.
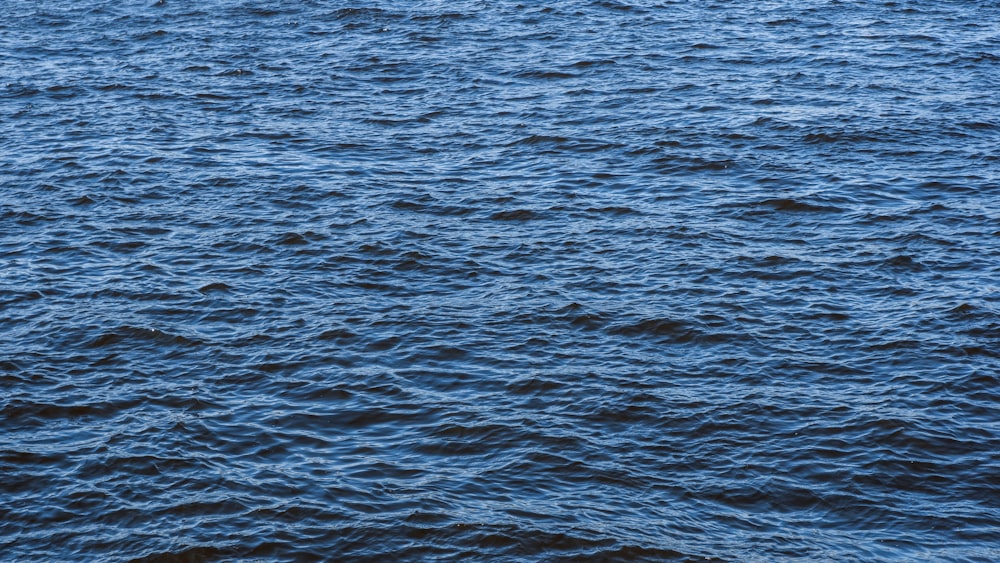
[2,1,998,561]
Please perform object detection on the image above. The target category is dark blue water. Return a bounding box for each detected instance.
[2,1,998,560]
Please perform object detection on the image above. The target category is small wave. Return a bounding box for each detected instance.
[2,397,142,425]
[608,318,698,342]
[197,282,232,294]
[85,326,201,348]
[803,131,882,144]
[766,18,801,26]
[130,546,234,563]
[274,232,310,246]
[490,209,539,221]
[748,197,844,213]
[882,254,925,270]
[512,70,577,80]
[506,134,569,146]
[571,59,616,67]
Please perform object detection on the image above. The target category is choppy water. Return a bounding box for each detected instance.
[2,1,999,561]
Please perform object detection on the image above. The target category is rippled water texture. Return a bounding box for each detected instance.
[2,0,999,560]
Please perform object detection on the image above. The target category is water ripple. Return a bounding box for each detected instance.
[2,0,999,561]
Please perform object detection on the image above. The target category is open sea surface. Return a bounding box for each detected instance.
[2,1,999,561]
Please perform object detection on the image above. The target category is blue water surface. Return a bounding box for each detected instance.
[1,1,999,561]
